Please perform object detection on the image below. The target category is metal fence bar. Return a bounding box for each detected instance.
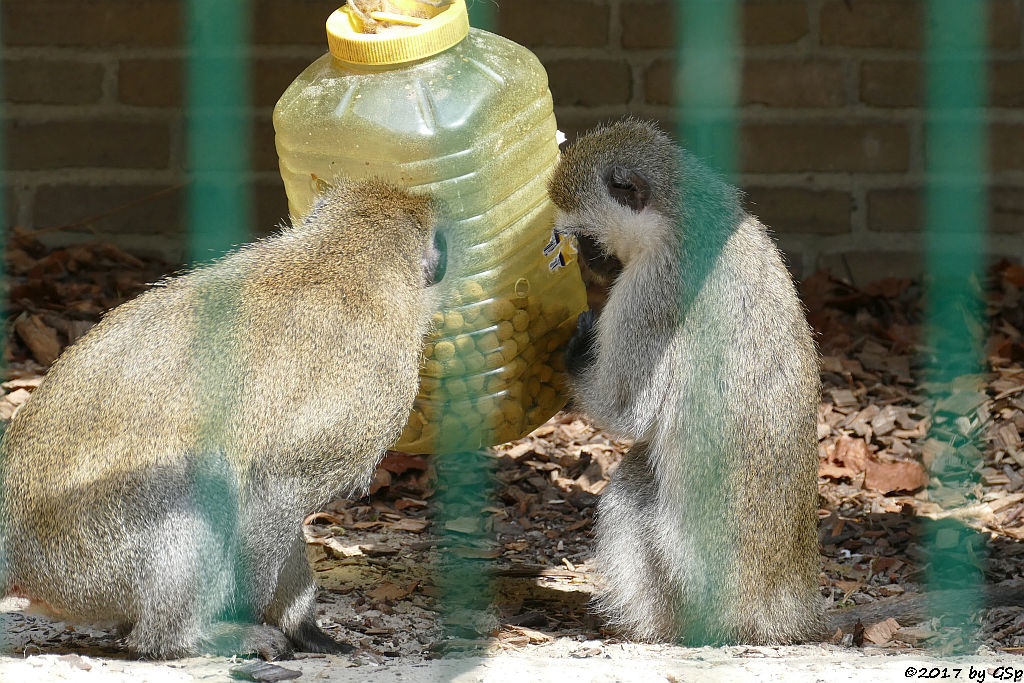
[672,0,740,644]
[923,0,988,636]
[676,0,740,181]
[184,0,253,638]
[186,0,251,264]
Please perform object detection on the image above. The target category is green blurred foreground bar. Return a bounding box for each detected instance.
[184,0,252,634]
[923,0,987,636]
[672,0,740,644]
[186,0,251,263]
[676,0,739,181]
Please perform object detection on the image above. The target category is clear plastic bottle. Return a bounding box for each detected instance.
[273,0,587,453]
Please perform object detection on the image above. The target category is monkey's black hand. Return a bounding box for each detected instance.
[565,309,598,378]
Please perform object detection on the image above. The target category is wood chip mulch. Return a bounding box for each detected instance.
[1,232,1022,656]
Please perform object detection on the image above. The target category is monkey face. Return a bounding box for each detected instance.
[575,233,623,286]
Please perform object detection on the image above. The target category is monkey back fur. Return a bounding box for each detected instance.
[550,119,826,645]
[0,179,441,659]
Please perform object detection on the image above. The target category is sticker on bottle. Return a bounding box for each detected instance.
[544,230,578,272]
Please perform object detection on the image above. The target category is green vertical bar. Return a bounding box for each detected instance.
[467,1,496,32]
[186,0,251,263]
[185,0,252,636]
[672,0,740,644]
[924,0,987,635]
[676,0,739,179]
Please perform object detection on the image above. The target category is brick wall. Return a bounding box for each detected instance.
[4,0,1024,282]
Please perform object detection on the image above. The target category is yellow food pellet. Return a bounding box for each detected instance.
[461,281,486,301]
[512,309,530,332]
[483,410,504,429]
[537,364,553,383]
[501,400,525,425]
[476,331,500,353]
[550,354,566,372]
[537,386,558,409]
[424,360,444,377]
[486,375,505,394]
[444,357,466,375]
[421,401,444,421]
[500,357,526,381]
[463,305,482,323]
[421,423,440,443]
[465,350,486,373]
[493,423,519,445]
[420,376,442,393]
[446,378,468,397]
[475,395,496,415]
[431,311,445,328]
[485,351,505,370]
[520,345,538,364]
[455,334,475,354]
[423,342,435,357]
[496,320,514,340]
[507,381,524,401]
[433,341,456,361]
[526,377,541,397]
[500,339,519,363]
[526,299,542,322]
[526,405,549,427]
[513,331,530,348]
[488,298,516,321]
[443,311,465,331]
[466,375,485,392]
[545,335,563,353]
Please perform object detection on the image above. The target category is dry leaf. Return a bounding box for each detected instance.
[863,617,901,645]
[864,460,928,493]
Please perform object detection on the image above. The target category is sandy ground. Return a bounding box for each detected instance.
[1,642,1023,683]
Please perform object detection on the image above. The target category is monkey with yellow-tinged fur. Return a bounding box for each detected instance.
[550,119,825,645]
[0,178,446,659]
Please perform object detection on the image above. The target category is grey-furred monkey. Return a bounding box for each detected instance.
[549,119,825,645]
[0,178,445,659]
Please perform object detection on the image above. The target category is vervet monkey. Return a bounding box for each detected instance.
[550,119,825,645]
[0,179,445,659]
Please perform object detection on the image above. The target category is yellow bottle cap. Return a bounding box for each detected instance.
[326,0,470,66]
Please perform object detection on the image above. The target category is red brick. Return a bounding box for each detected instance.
[254,179,290,234]
[548,60,631,107]
[991,61,1024,108]
[253,58,316,108]
[6,60,105,105]
[743,1,809,46]
[252,119,280,173]
[743,60,846,108]
[644,58,674,106]
[860,61,920,108]
[621,1,675,49]
[991,125,1024,173]
[867,188,921,232]
[7,120,171,170]
[991,0,1022,49]
[820,0,922,50]
[744,187,852,234]
[32,183,184,234]
[741,123,910,173]
[501,0,609,48]
[622,1,809,49]
[3,0,182,47]
[251,0,336,46]
[869,187,1021,234]
[817,250,923,282]
[992,187,1024,234]
[119,59,183,108]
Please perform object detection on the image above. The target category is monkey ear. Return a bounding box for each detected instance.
[605,166,651,212]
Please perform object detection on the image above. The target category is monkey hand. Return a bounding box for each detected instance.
[565,309,598,378]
